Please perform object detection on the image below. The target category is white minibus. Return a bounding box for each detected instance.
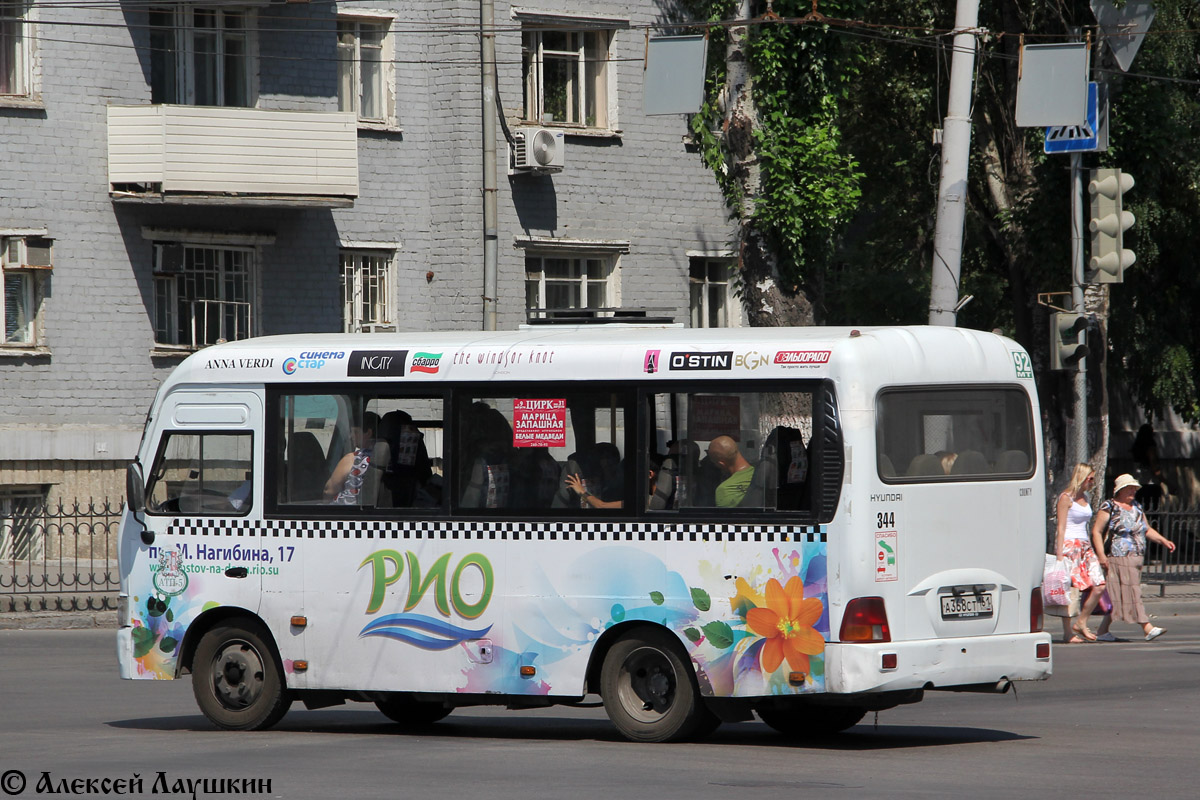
[118,324,1051,742]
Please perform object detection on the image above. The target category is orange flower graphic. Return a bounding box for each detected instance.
[745,576,825,673]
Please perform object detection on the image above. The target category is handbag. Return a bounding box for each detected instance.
[1042,555,1071,606]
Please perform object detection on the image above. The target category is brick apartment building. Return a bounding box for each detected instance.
[0,1,737,516]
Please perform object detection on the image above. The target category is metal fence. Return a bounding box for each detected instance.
[1142,504,1200,585]
[1,496,1195,616]
[0,497,121,614]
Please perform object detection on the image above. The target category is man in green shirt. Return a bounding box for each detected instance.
[709,435,755,507]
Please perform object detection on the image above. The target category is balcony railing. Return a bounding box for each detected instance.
[107,105,358,205]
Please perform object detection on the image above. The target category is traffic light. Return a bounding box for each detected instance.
[1050,312,1089,370]
[1087,168,1135,283]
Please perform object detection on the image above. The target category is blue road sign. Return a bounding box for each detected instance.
[1045,82,1099,154]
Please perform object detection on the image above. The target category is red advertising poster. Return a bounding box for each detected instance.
[688,395,741,441]
[513,398,567,447]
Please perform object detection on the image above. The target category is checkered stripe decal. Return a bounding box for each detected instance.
[165,517,826,543]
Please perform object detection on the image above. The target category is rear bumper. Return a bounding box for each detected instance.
[116,626,134,680]
[824,632,1052,695]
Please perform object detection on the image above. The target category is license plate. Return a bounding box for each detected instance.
[940,592,993,619]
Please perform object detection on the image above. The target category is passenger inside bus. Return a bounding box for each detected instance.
[707,436,755,507]
[561,442,624,508]
[459,403,513,508]
[324,411,379,504]
[377,410,434,508]
[568,452,663,510]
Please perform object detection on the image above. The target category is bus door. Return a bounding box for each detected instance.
[873,385,1039,641]
[132,390,263,676]
[273,389,463,693]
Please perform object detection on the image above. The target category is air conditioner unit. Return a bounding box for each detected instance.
[511,127,565,173]
[361,323,397,333]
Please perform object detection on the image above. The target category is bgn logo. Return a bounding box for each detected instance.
[669,351,733,371]
[348,350,408,377]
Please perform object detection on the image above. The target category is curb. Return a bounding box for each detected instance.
[0,611,117,631]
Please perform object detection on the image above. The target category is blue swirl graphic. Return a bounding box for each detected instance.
[360,613,493,651]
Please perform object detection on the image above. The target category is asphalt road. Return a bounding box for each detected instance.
[2,617,1198,799]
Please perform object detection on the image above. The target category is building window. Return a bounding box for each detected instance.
[689,257,738,328]
[149,6,253,107]
[1,234,50,347]
[340,249,394,332]
[522,26,612,128]
[153,243,255,348]
[0,489,44,560]
[337,16,392,124]
[0,1,30,98]
[525,253,619,317]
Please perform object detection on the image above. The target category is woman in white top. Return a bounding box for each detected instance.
[1052,462,1106,642]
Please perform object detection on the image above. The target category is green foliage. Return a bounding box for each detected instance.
[683,0,1200,419]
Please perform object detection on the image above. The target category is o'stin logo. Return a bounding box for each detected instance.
[282,358,298,374]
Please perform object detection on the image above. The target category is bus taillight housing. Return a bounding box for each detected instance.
[1031,589,1044,633]
[839,597,891,643]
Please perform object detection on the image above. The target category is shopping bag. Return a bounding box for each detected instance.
[1042,555,1071,606]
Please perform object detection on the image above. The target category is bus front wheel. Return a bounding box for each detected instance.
[192,620,291,731]
[757,705,866,737]
[600,628,717,742]
[374,695,452,727]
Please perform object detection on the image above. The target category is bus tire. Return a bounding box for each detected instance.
[757,705,866,737]
[374,696,452,727]
[192,620,291,731]
[600,628,717,743]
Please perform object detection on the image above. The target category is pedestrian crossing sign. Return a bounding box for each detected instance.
[1045,82,1100,154]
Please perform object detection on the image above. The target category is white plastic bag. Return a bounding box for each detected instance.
[1042,554,1071,606]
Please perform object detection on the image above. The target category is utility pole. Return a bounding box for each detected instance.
[1070,152,1088,466]
[481,0,499,331]
[928,0,980,327]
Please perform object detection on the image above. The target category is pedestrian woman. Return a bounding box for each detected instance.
[1052,463,1105,643]
[1091,474,1176,641]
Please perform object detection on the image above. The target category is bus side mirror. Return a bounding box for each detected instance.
[126,460,154,545]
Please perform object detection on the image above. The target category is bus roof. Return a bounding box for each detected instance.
[163,325,1033,389]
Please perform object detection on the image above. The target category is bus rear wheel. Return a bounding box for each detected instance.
[374,695,452,727]
[757,705,866,737]
[192,620,291,731]
[600,628,717,743]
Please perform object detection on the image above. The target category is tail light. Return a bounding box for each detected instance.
[839,597,891,643]
[1031,589,1044,633]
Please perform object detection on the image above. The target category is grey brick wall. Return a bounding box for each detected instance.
[0,2,734,497]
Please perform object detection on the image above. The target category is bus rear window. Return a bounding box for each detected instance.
[876,387,1034,482]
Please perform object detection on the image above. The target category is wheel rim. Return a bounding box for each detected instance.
[210,639,266,710]
[615,645,678,723]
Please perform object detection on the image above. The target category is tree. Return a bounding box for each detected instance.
[682,0,1200,479]
[686,0,865,327]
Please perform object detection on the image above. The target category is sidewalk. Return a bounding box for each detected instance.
[1139,582,1200,620]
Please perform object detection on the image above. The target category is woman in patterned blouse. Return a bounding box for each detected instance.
[1091,473,1176,642]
